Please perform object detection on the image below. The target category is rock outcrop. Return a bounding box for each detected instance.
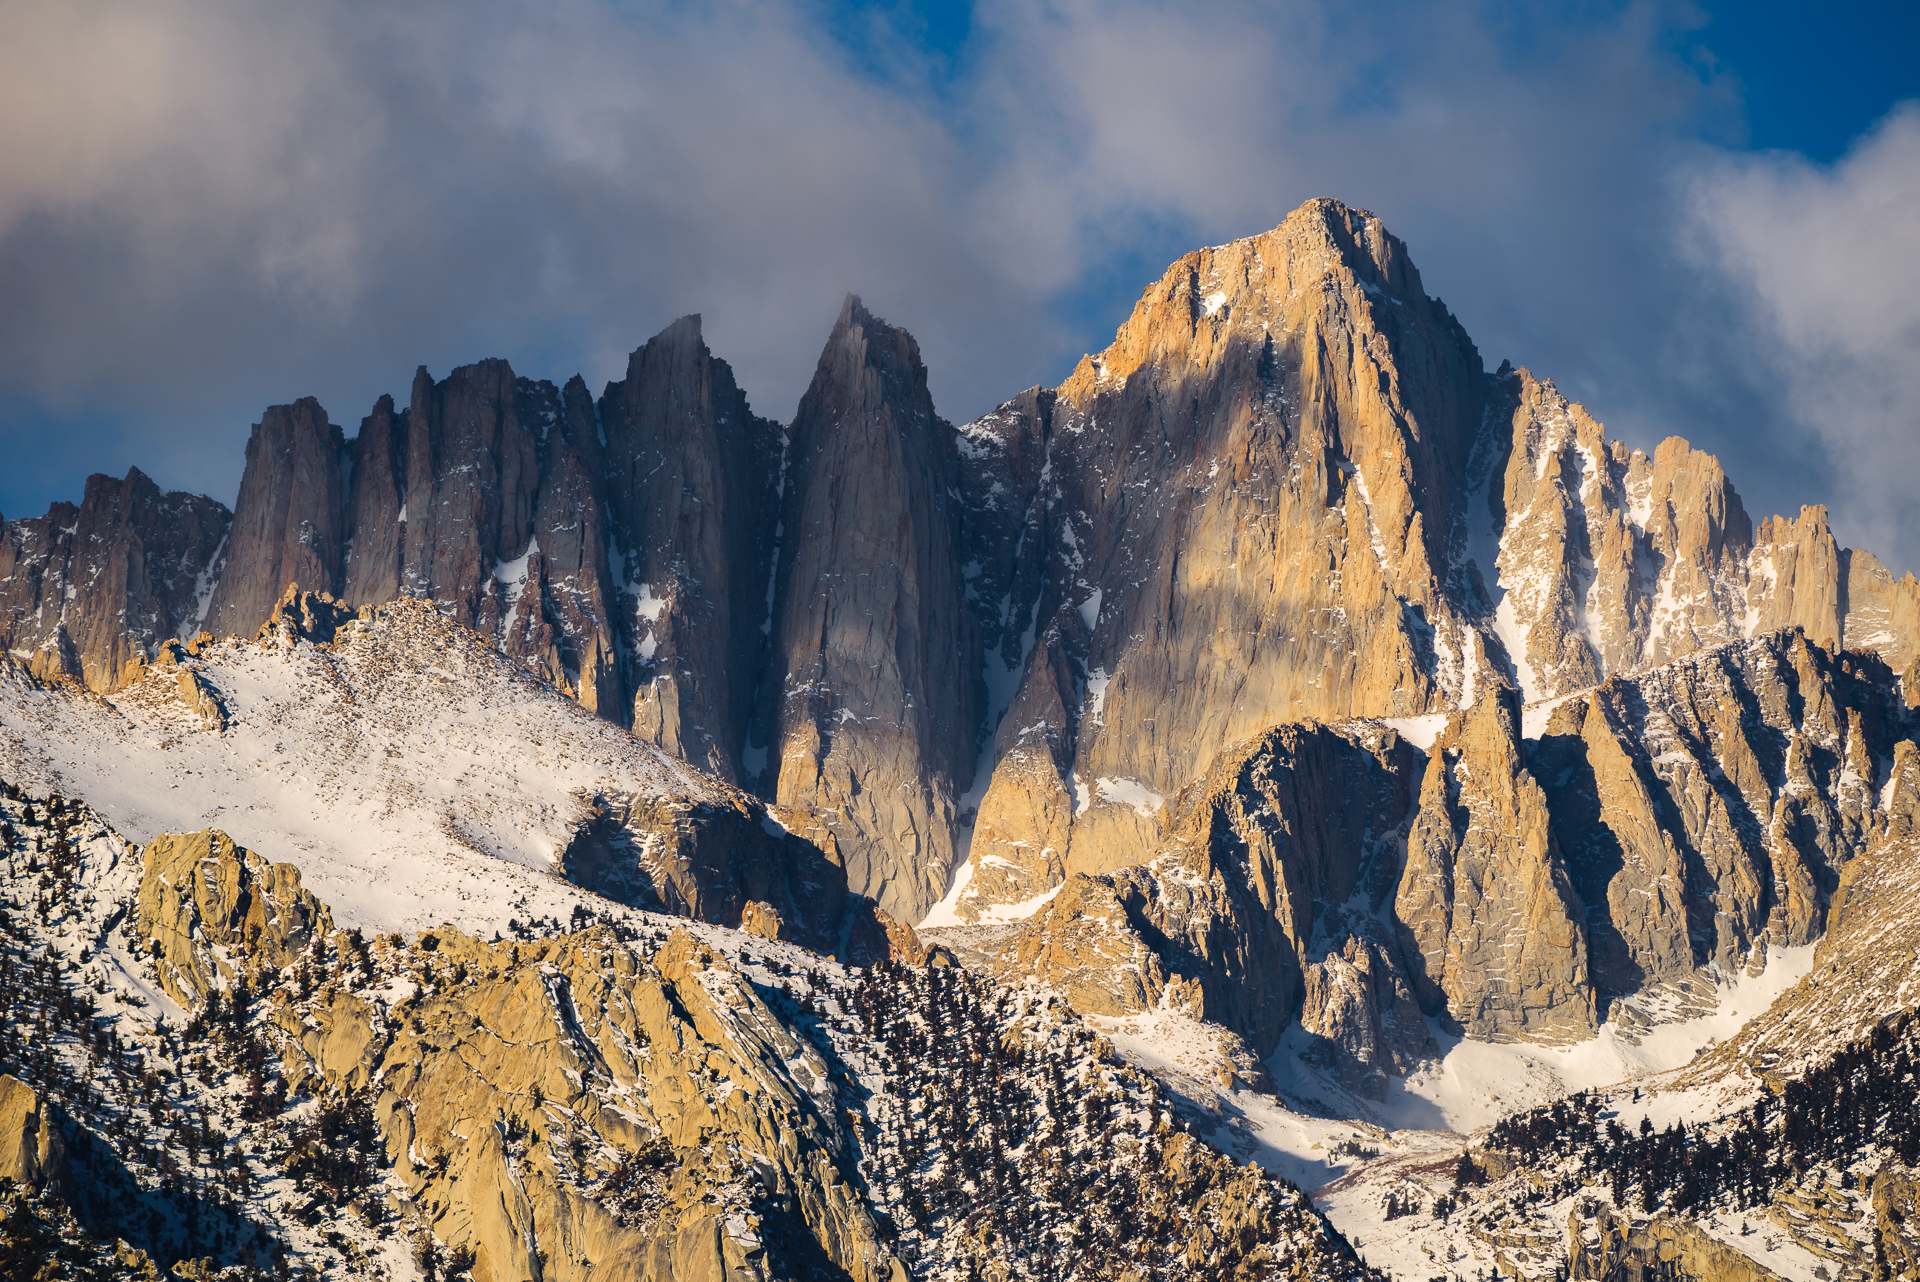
[991,722,1421,1057]
[0,1075,64,1192]
[1474,368,1920,707]
[134,828,334,1005]
[1395,690,1596,1042]
[0,468,229,692]
[560,791,907,964]
[179,318,785,771]
[11,196,1920,959]
[755,296,981,925]
[203,397,345,638]
[602,317,784,780]
[988,629,1918,1067]
[1567,1207,1785,1281]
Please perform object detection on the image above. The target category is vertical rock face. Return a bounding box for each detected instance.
[394,360,546,630]
[1534,630,1912,998]
[956,197,1496,889]
[757,296,981,924]
[0,468,230,692]
[522,375,623,719]
[601,316,782,780]
[1468,367,1920,706]
[994,722,1420,1058]
[204,397,346,638]
[340,393,408,608]
[1394,691,1597,1042]
[195,317,781,751]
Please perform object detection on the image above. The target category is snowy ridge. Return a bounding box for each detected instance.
[0,599,723,936]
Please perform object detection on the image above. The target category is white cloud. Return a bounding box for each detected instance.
[1683,104,1920,566]
[0,0,1914,578]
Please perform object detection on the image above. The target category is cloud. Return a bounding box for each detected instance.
[1680,104,1920,567]
[0,0,1914,576]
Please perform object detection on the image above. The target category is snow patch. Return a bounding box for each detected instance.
[1381,714,1447,752]
[1084,667,1111,723]
[1077,587,1103,634]
[1093,775,1164,816]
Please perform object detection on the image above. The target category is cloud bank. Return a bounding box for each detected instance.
[0,0,1915,570]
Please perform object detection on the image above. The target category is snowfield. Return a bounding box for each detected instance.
[0,602,724,936]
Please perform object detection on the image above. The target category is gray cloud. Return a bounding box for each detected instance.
[0,0,1914,573]
[1680,105,1920,567]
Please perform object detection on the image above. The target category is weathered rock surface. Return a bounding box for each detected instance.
[1395,690,1596,1042]
[1475,368,1920,707]
[0,468,229,693]
[106,821,1373,1282]
[755,296,981,925]
[950,218,1920,924]
[991,629,1918,1065]
[133,828,334,1006]
[1535,631,1914,1015]
[603,317,784,780]
[1567,1206,1785,1280]
[992,722,1420,1057]
[1298,932,1432,1100]
[11,196,1920,971]
[0,1074,64,1192]
[957,198,1494,883]
[163,318,784,774]
[202,397,346,638]
[560,790,910,964]
[1871,1164,1920,1282]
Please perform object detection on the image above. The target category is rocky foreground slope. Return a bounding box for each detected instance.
[0,781,1381,1282]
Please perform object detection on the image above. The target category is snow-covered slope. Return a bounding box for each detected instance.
[0,599,726,935]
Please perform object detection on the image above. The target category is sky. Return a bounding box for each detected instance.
[1,0,1917,569]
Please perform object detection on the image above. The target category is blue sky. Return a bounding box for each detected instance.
[1,0,1917,568]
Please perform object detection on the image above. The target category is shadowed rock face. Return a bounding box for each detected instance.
[0,467,230,692]
[601,316,783,781]
[988,722,1421,1057]
[204,397,345,638]
[979,628,1918,1065]
[1395,690,1597,1043]
[753,295,983,925]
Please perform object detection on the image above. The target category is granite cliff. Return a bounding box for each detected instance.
[7,195,1920,945]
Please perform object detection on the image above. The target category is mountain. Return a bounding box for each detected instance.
[4,196,1919,1282]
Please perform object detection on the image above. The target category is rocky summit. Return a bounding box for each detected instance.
[3,198,1918,1281]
